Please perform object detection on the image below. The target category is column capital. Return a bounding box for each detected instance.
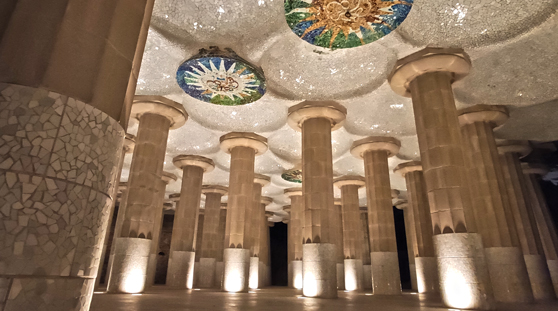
[220,203,228,210]
[391,189,400,199]
[334,198,342,206]
[284,187,303,197]
[521,163,548,176]
[359,206,368,213]
[497,140,532,158]
[265,211,275,217]
[118,182,128,193]
[173,155,215,172]
[287,100,347,132]
[163,202,174,211]
[394,200,409,210]
[131,95,188,129]
[261,196,273,206]
[333,175,365,188]
[283,205,291,212]
[458,105,509,127]
[123,134,136,154]
[219,132,268,155]
[201,185,228,196]
[388,47,471,97]
[169,193,180,202]
[254,174,271,187]
[161,171,177,184]
[351,136,401,159]
[268,221,275,227]
[394,161,423,176]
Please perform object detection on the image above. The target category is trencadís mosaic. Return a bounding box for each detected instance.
[177,48,266,106]
[282,169,303,183]
[285,0,413,50]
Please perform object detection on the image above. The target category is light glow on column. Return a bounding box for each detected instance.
[294,273,303,289]
[345,270,358,291]
[442,267,475,309]
[224,267,244,293]
[121,269,146,294]
[249,268,259,289]
[303,272,318,297]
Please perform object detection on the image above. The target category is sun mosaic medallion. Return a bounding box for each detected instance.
[176,48,266,106]
[285,0,413,50]
[282,169,303,183]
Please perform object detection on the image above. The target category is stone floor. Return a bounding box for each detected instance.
[90,287,558,311]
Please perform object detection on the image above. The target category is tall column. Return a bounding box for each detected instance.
[288,101,347,298]
[497,142,556,300]
[166,155,214,289]
[333,198,345,290]
[360,208,373,290]
[334,176,366,291]
[389,48,494,309]
[0,1,156,309]
[248,175,271,289]
[216,203,228,288]
[523,163,558,297]
[259,197,273,287]
[145,172,177,288]
[197,185,228,288]
[394,162,439,293]
[193,209,205,287]
[107,97,186,294]
[458,105,533,302]
[395,200,418,292]
[95,134,136,290]
[351,137,402,295]
[220,132,267,292]
[286,188,304,289]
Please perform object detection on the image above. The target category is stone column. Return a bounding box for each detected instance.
[286,188,304,289]
[288,101,347,298]
[220,132,267,292]
[458,105,534,303]
[497,142,556,300]
[523,163,558,297]
[389,48,494,309]
[198,185,228,288]
[166,155,214,289]
[145,172,177,288]
[334,176,366,292]
[193,209,205,287]
[216,203,228,288]
[394,162,439,294]
[0,0,156,308]
[395,200,418,292]
[107,97,186,294]
[351,137,402,295]
[95,134,136,290]
[259,197,273,287]
[333,198,345,290]
[248,175,271,290]
[360,208,373,290]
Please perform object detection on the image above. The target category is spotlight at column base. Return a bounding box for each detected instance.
[302,243,338,298]
[344,259,364,291]
[167,251,196,289]
[485,247,534,303]
[107,238,151,294]
[415,257,439,294]
[249,257,260,289]
[223,248,250,293]
[291,260,303,290]
[433,233,496,310]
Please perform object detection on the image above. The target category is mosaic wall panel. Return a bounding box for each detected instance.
[0,83,124,310]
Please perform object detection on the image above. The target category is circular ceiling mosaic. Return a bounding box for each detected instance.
[177,48,266,106]
[285,0,413,50]
[281,169,302,183]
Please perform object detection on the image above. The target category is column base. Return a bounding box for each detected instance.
[415,257,439,293]
[363,265,372,290]
[215,262,224,289]
[433,233,495,310]
[166,251,195,289]
[290,261,303,289]
[259,261,267,288]
[409,263,418,291]
[370,252,401,295]
[198,258,217,288]
[249,257,260,289]
[485,247,534,303]
[336,263,345,290]
[547,259,558,298]
[223,248,250,292]
[107,238,151,294]
[344,259,364,291]
[302,243,338,298]
[523,255,556,300]
[145,253,157,288]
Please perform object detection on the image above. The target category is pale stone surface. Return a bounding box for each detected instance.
[409,264,418,292]
[249,257,260,290]
[415,257,439,294]
[167,251,195,289]
[107,238,151,294]
[344,259,363,292]
[291,261,303,290]
[433,233,495,310]
[363,265,372,290]
[370,252,401,295]
[215,262,224,289]
[485,247,534,303]
[336,263,345,291]
[303,244,337,299]
[198,258,216,289]
[523,255,556,300]
[223,248,250,292]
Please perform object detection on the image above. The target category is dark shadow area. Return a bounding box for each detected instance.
[155,214,174,284]
[270,222,288,286]
[98,204,119,285]
[394,206,411,290]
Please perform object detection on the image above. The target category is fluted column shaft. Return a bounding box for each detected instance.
[401,205,418,292]
[291,195,304,261]
[341,185,364,260]
[248,183,263,256]
[201,193,225,259]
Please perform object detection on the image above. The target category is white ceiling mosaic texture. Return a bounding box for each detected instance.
[131,0,558,222]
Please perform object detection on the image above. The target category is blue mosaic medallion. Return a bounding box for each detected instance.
[285,0,413,50]
[177,48,266,106]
